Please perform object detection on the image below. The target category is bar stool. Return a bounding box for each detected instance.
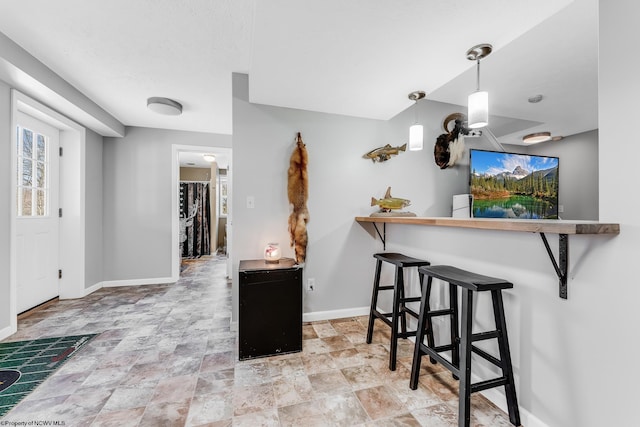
[366,252,430,371]
[410,265,520,427]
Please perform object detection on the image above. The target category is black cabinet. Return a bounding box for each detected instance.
[238,258,302,360]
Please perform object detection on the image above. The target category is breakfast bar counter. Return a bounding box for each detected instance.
[355,216,620,299]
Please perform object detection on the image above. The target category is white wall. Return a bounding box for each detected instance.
[102,127,231,282]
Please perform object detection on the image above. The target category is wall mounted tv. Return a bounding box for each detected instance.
[469,149,559,219]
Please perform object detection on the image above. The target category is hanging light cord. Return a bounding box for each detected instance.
[476,58,481,92]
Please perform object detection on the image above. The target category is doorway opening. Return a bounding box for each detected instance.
[171,145,232,281]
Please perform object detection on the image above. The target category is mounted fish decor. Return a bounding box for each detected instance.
[363,143,406,163]
[434,113,469,169]
[287,132,309,264]
[370,187,416,217]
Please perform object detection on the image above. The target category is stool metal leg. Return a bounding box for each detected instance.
[366,259,383,344]
[410,274,432,390]
[458,288,474,427]
[491,290,521,426]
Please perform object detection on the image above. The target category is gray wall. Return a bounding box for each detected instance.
[232,73,390,319]
[0,80,11,330]
[85,128,103,288]
[232,69,605,427]
[103,127,231,281]
[522,129,598,220]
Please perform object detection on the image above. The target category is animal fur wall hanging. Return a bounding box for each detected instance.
[287,132,309,264]
[434,113,469,169]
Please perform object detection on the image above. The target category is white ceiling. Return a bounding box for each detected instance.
[0,0,597,147]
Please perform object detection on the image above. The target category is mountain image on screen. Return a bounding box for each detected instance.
[469,150,559,219]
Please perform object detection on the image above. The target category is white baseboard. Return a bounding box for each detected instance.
[302,306,369,322]
[83,281,103,297]
[102,276,176,287]
[0,324,16,341]
[479,386,548,427]
[230,306,369,331]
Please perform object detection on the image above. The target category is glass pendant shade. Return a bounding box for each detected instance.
[468,91,488,129]
[409,124,423,151]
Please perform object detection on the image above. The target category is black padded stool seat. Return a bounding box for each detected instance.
[410,265,521,427]
[366,252,430,371]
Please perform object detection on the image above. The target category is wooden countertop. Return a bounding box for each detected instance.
[355,216,620,235]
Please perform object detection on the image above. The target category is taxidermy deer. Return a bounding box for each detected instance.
[288,132,309,264]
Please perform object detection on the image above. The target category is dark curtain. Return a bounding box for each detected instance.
[179,182,211,258]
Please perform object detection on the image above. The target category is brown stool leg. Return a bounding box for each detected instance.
[492,290,521,426]
[458,288,473,427]
[366,259,382,344]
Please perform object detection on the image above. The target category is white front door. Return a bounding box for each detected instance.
[15,112,60,313]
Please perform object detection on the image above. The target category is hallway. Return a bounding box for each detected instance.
[2,256,514,426]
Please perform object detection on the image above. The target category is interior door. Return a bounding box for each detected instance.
[15,112,60,313]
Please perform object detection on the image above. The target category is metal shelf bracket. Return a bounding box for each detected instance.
[372,222,386,250]
[540,233,569,299]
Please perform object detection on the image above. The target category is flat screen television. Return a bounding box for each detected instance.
[469,149,559,219]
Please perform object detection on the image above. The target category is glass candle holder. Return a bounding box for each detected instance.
[264,243,281,263]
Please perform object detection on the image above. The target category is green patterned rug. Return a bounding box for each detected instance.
[0,334,97,417]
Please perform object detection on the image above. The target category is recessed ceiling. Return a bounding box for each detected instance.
[0,0,596,145]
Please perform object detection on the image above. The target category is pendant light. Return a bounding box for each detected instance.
[466,44,492,129]
[408,91,426,151]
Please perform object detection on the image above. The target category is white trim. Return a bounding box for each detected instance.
[171,144,232,282]
[479,385,549,427]
[0,325,15,341]
[102,277,176,288]
[231,306,369,334]
[81,281,103,297]
[10,90,87,328]
[302,306,370,322]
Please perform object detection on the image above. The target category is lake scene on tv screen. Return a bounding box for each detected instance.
[470,150,559,219]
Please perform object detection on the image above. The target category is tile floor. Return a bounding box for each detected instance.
[1,256,517,426]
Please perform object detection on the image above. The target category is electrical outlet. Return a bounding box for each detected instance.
[559,205,564,213]
[246,196,255,209]
[306,278,315,292]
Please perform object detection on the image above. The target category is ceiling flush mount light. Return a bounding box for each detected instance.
[203,153,216,162]
[523,132,552,144]
[528,94,544,104]
[408,91,426,151]
[147,97,182,116]
[466,43,492,129]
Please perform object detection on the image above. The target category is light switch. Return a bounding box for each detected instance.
[247,196,255,209]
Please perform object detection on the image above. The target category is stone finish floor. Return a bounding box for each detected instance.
[1,256,517,426]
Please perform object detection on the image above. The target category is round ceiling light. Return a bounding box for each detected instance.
[147,97,182,116]
[203,154,216,162]
[523,132,552,144]
[528,94,544,103]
